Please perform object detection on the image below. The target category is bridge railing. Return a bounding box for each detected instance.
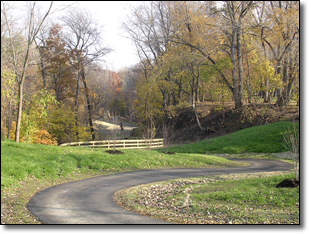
[59,138,164,149]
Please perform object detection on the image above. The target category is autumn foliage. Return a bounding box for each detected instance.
[1,1,299,145]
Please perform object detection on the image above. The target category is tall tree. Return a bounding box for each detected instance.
[2,1,53,143]
[257,1,299,107]
[45,23,75,104]
[169,1,255,109]
[123,1,175,114]
[61,7,111,140]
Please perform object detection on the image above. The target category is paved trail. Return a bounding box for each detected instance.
[27,159,293,224]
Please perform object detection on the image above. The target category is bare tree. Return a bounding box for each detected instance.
[86,66,115,118]
[61,7,112,140]
[2,1,53,143]
[118,67,138,122]
[123,1,175,112]
[34,20,51,89]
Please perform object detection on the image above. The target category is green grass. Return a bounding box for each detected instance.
[1,139,246,189]
[168,121,299,154]
[191,174,298,208]
[184,172,299,224]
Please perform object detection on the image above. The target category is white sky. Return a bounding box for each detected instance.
[51,1,140,72]
[8,1,140,72]
[69,1,140,71]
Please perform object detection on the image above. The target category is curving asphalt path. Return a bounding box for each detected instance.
[27,159,293,224]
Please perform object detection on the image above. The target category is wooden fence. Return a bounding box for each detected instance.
[59,138,164,149]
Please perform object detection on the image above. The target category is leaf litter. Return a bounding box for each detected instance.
[113,171,299,224]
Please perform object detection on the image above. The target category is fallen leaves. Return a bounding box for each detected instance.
[113,175,299,224]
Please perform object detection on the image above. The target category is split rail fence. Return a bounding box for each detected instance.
[59,138,164,149]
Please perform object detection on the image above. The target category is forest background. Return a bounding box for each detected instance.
[1,1,300,146]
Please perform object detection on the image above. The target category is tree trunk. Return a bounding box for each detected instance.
[37,45,47,88]
[193,98,205,131]
[6,86,15,139]
[236,24,244,105]
[245,48,252,104]
[231,27,242,109]
[276,60,288,107]
[193,65,204,131]
[15,79,24,143]
[81,65,95,141]
[15,45,30,143]
[74,54,81,108]
[263,80,270,103]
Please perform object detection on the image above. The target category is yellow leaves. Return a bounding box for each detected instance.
[170,1,210,46]
[249,51,282,95]
[48,103,91,143]
[1,70,17,103]
[263,3,299,51]
[135,75,164,121]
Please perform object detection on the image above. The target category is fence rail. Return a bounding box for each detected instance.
[59,138,164,149]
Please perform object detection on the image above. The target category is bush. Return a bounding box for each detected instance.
[33,130,58,146]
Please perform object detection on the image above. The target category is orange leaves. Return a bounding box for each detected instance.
[9,122,57,146]
[109,70,123,96]
[32,130,58,146]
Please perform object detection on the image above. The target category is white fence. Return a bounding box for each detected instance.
[59,138,164,149]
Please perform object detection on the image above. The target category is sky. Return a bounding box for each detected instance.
[9,1,141,72]
[68,1,140,71]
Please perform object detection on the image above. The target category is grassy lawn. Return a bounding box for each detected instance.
[1,121,299,224]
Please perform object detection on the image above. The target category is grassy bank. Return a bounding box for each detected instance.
[1,140,246,189]
[168,121,299,154]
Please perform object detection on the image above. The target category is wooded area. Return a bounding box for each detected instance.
[1,1,299,145]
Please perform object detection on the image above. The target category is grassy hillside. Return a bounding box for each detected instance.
[1,140,245,189]
[168,121,299,154]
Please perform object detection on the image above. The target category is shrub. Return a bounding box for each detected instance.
[33,130,58,146]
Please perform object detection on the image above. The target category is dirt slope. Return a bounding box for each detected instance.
[161,102,299,144]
